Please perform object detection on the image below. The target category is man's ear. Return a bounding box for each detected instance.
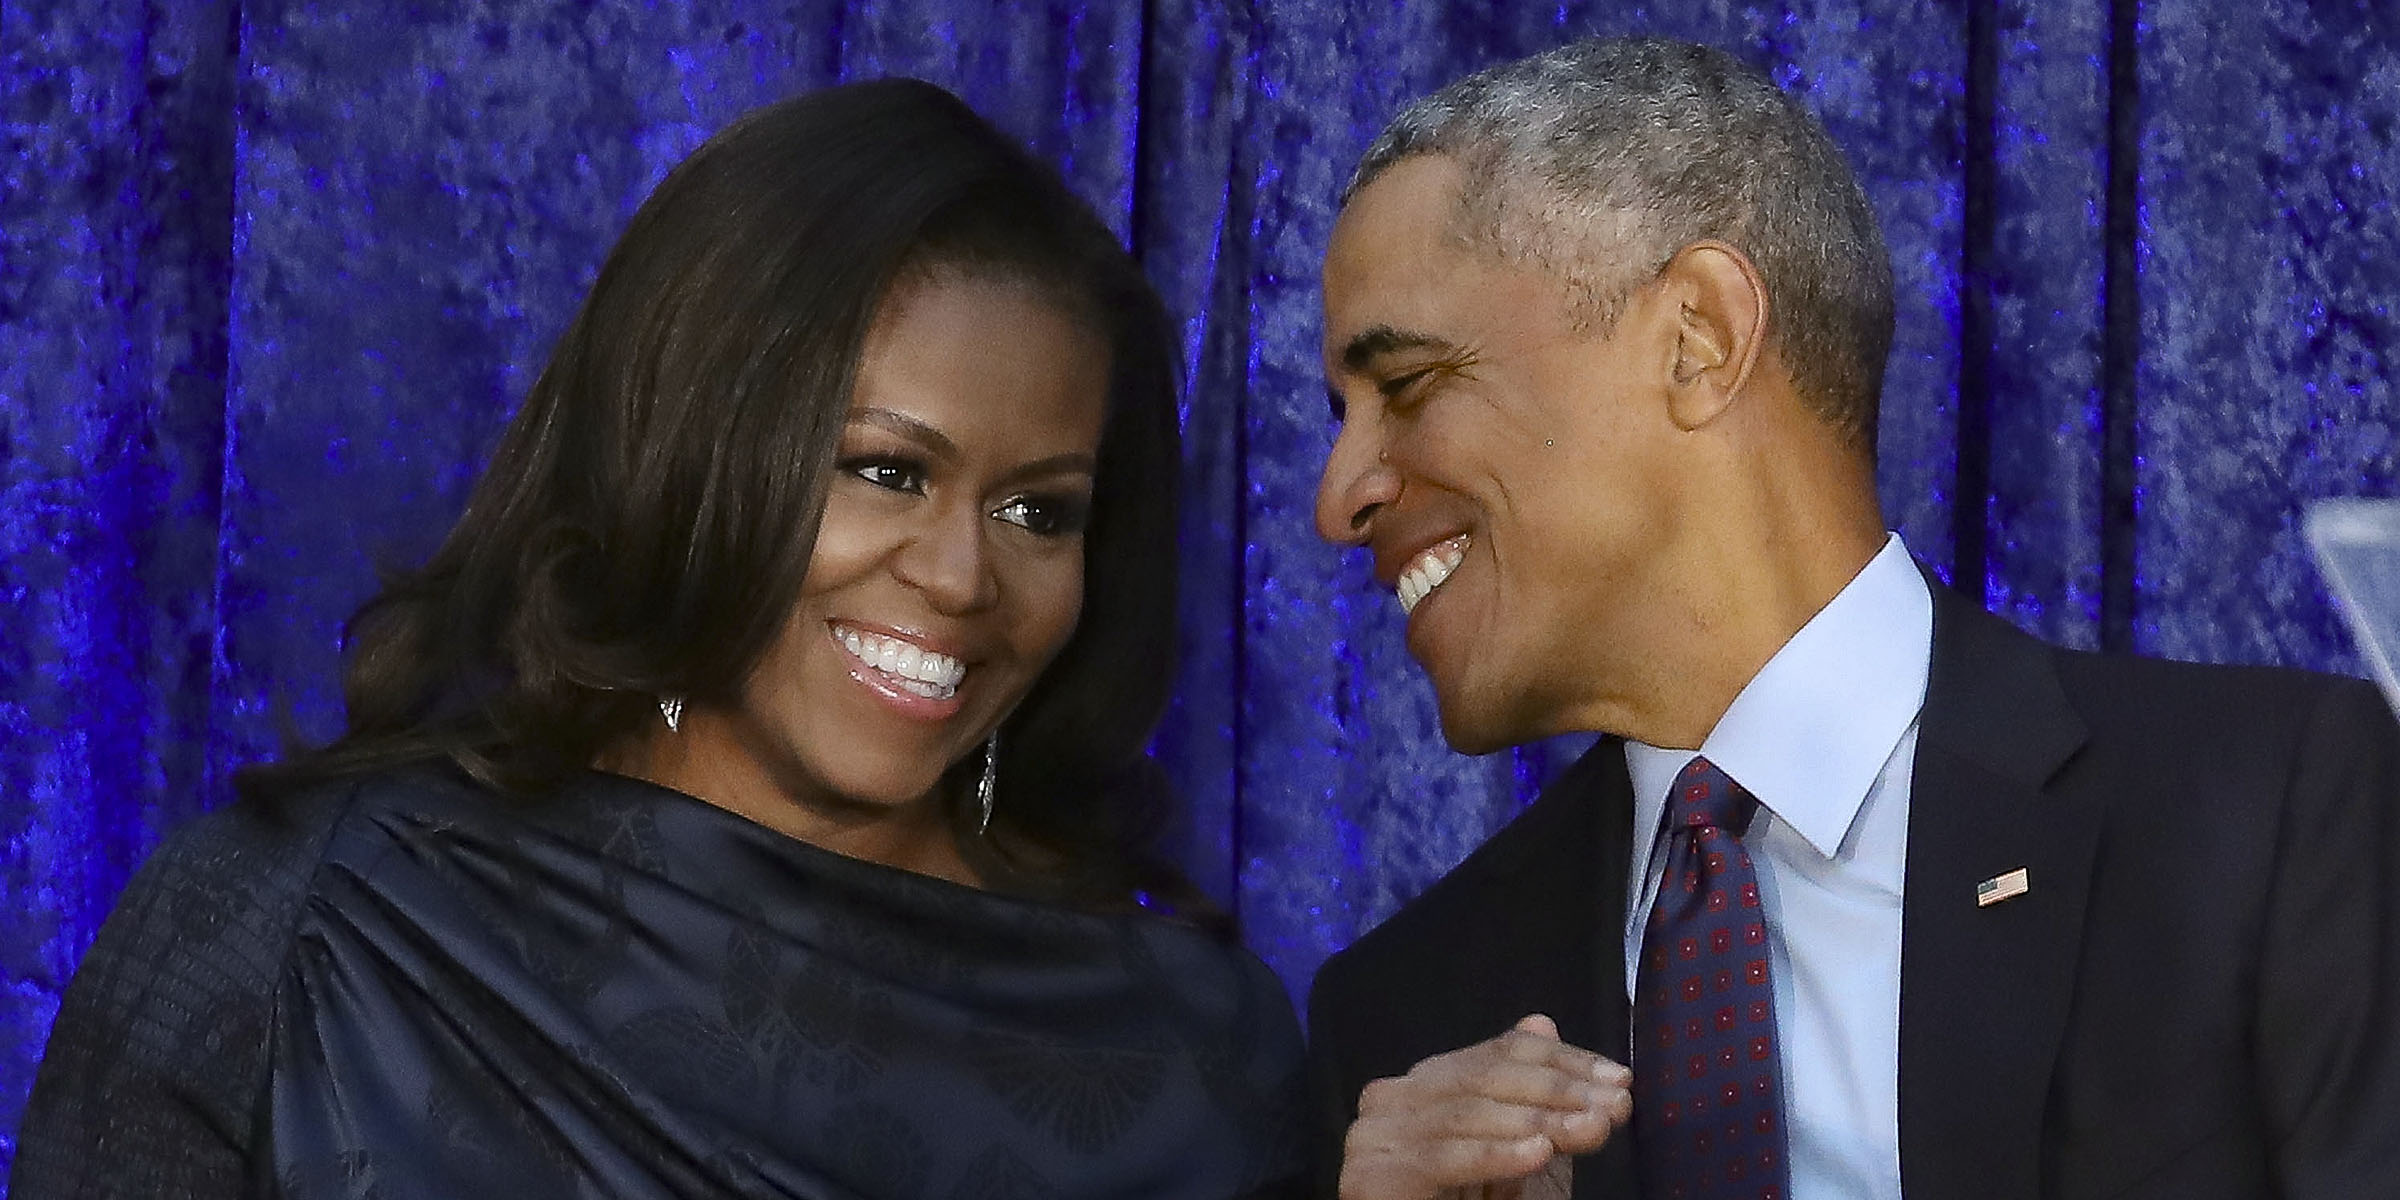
[1658,241,1768,432]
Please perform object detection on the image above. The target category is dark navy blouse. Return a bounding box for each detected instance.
[17,767,1307,1198]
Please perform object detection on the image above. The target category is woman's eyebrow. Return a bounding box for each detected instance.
[848,406,960,460]
[851,408,1095,484]
[999,452,1098,486]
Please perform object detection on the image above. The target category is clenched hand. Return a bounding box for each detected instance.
[1339,1014,1632,1200]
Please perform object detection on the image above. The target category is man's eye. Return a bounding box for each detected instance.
[1379,368,1437,404]
[993,494,1090,537]
[844,457,926,494]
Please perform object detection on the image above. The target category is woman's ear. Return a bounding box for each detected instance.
[1658,240,1768,432]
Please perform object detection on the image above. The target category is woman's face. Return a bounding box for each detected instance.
[722,269,1108,823]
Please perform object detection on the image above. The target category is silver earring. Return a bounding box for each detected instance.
[974,735,998,835]
[658,695,683,732]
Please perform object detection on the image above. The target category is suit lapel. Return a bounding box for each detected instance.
[1474,737,1637,1199]
[1562,741,1637,1200]
[1545,738,1634,1067]
[1897,584,2098,1199]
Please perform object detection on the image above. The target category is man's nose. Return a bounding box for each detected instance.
[1314,417,1400,546]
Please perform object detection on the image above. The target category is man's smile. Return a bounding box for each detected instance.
[1396,534,1471,615]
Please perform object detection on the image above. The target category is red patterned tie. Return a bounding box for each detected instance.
[1631,756,1790,1200]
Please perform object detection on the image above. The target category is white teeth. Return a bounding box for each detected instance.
[831,624,967,698]
[1395,536,1470,615]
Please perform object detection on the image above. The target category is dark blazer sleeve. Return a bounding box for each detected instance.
[12,793,343,1199]
[2253,677,2400,1192]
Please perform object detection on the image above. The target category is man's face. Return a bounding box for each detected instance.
[1315,155,1688,753]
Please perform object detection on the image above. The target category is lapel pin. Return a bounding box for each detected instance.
[1976,867,2030,907]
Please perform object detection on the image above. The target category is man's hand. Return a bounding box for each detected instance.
[1338,1013,1633,1200]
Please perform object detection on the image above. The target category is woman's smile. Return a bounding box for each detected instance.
[829,619,970,715]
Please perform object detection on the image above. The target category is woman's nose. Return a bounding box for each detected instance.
[894,504,999,615]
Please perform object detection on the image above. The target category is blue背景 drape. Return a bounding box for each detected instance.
[5,1,2395,1181]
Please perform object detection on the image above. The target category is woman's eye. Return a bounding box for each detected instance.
[844,457,926,494]
[992,494,1090,537]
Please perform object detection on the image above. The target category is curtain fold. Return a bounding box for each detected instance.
[2,1,241,1177]
[5,1,2395,1182]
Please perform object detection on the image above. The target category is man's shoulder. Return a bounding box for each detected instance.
[2035,637,2390,756]
[1307,739,1630,1110]
[1932,584,2390,758]
[2048,639,2375,707]
[1313,739,1622,1003]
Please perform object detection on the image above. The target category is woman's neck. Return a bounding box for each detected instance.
[594,717,983,888]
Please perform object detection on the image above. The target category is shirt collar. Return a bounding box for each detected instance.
[1625,533,1933,859]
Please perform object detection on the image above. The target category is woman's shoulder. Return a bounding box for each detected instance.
[12,768,409,1194]
[176,759,511,866]
[130,763,473,901]
[39,763,477,1059]
[1121,909,1306,1060]
[148,773,365,879]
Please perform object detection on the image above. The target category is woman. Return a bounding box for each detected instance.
[16,80,1305,1198]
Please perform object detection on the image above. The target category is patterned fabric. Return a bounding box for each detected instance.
[1631,756,1789,1200]
[15,767,1307,1199]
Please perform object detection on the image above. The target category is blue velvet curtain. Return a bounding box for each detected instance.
[4,1,2395,1182]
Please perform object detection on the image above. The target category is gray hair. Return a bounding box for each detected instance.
[1345,37,1894,448]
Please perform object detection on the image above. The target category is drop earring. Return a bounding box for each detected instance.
[974,734,999,835]
[658,695,684,733]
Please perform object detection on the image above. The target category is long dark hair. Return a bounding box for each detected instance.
[244,79,1193,913]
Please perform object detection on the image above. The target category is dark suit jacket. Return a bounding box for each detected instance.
[1307,584,2400,1199]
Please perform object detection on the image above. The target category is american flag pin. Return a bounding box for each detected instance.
[1976,868,2030,907]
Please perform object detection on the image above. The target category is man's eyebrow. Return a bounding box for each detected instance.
[1340,324,1456,373]
[848,407,959,460]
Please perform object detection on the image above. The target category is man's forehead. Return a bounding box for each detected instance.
[1326,163,1662,363]
[1321,157,1472,361]
[1328,155,1469,264]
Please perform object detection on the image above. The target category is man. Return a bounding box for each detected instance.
[1306,36,2400,1200]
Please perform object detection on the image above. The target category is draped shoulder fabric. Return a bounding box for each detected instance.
[17,768,1308,1199]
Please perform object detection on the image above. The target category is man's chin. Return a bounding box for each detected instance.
[1431,690,1536,757]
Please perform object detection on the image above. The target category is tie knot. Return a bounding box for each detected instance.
[1668,755,1757,836]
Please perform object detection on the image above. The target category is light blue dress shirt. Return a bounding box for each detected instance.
[1624,533,1931,1200]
